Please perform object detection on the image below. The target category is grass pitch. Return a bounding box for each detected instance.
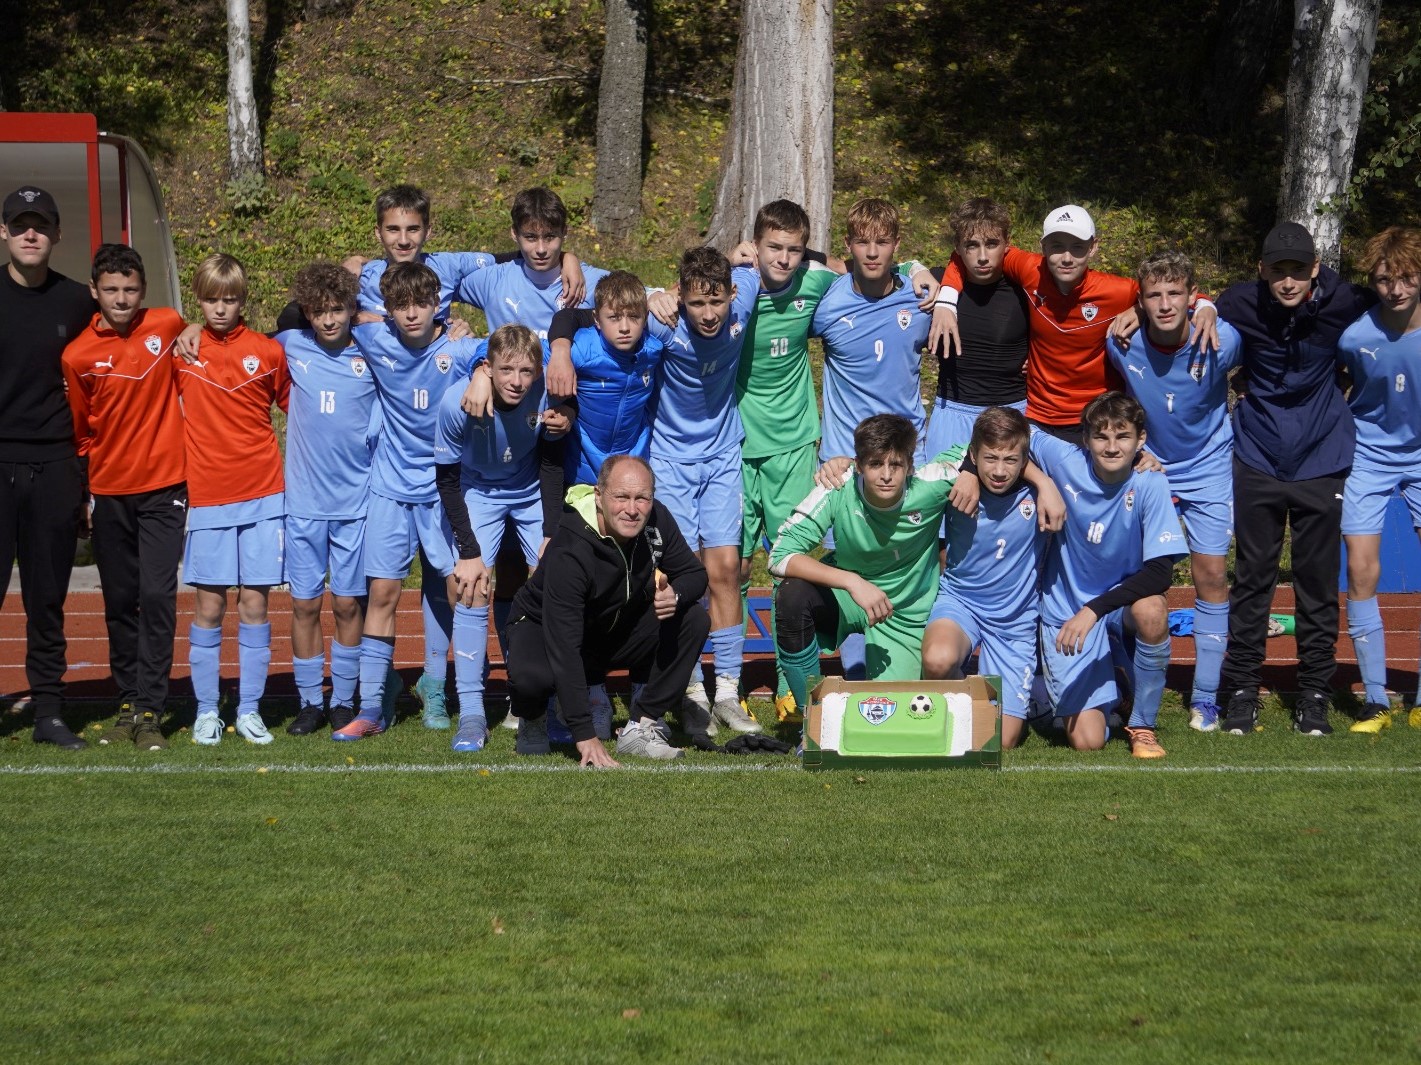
[2,695,1419,1064]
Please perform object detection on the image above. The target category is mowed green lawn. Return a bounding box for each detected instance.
[2,696,1419,1064]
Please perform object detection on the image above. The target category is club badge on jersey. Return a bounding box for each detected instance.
[435,353,452,374]
[145,334,162,355]
[897,309,912,330]
[242,355,259,375]
[351,357,366,377]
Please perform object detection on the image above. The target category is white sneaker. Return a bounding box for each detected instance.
[192,712,223,746]
[616,718,684,760]
[712,674,762,733]
[235,712,273,745]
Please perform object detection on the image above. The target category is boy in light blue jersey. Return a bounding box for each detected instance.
[357,184,583,723]
[921,406,1052,749]
[453,186,609,340]
[642,246,762,733]
[278,263,380,737]
[335,262,482,741]
[1339,227,1421,735]
[1107,251,1243,733]
[812,198,934,465]
[434,324,572,753]
[1033,392,1186,758]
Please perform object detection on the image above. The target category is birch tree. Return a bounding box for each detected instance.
[592,0,649,241]
[1278,0,1381,265]
[227,0,263,180]
[705,0,834,249]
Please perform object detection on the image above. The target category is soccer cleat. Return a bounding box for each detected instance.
[589,684,614,740]
[286,702,326,736]
[414,673,450,730]
[1292,692,1333,737]
[1188,702,1221,733]
[1349,703,1393,735]
[1125,725,1166,759]
[1410,707,1421,730]
[1222,689,1260,735]
[775,693,802,723]
[192,712,224,746]
[132,711,168,751]
[327,704,356,733]
[331,715,385,742]
[616,717,684,760]
[451,714,488,753]
[711,691,763,734]
[515,714,550,756]
[683,678,713,735]
[99,703,139,746]
[235,712,274,745]
[32,715,88,751]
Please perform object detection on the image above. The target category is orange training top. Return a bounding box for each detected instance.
[174,322,290,507]
[944,247,1136,426]
[62,307,187,495]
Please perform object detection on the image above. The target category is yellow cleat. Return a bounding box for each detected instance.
[1409,707,1421,730]
[775,694,802,723]
[1350,708,1393,734]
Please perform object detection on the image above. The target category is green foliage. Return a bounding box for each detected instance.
[1347,25,1421,219]
[224,171,274,218]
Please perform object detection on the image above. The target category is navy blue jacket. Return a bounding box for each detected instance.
[1217,266,1375,481]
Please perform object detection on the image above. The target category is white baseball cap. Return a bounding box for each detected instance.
[1042,204,1095,242]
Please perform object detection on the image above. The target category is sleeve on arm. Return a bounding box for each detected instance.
[436,464,481,560]
[1085,555,1175,616]
[549,307,597,344]
[542,555,594,738]
[768,485,837,578]
[536,436,567,538]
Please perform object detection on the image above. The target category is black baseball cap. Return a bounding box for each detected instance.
[2,186,60,229]
[1260,222,1316,265]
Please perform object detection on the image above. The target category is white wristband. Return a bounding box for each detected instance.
[934,286,960,310]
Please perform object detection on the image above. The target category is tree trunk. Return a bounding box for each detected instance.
[227,0,264,180]
[592,0,648,241]
[1278,0,1381,266]
[704,0,834,250]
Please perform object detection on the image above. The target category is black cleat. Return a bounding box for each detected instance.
[1222,689,1259,736]
[33,715,88,751]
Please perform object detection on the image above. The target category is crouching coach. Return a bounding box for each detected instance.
[505,454,711,766]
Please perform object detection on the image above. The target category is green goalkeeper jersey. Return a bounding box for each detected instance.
[769,447,966,620]
[736,262,837,460]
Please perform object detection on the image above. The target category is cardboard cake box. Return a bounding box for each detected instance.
[801,675,1002,770]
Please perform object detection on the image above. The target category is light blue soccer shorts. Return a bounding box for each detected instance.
[284,515,366,599]
[651,446,743,550]
[1173,478,1234,556]
[1040,607,1126,717]
[364,493,455,580]
[1342,454,1421,535]
[927,592,1038,719]
[184,516,286,587]
[464,488,543,569]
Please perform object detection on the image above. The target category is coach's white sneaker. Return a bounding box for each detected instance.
[616,717,683,760]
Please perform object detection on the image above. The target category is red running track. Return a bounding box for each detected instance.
[1,585,1418,707]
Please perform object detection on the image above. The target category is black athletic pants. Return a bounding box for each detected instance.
[91,483,188,713]
[506,602,710,733]
[0,457,82,715]
[1220,457,1345,697]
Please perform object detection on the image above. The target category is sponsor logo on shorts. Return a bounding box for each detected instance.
[242,355,260,375]
[144,335,162,355]
[858,696,896,725]
[435,353,453,374]
[1081,303,1099,323]
[897,309,913,330]
[350,357,366,377]
[1158,530,1179,543]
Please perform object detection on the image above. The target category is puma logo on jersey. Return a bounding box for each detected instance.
[1062,483,1081,502]
[1127,364,1145,378]
[290,358,311,374]
[504,297,522,315]
[837,314,858,329]
[93,358,113,369]
[1360,346,1379,360]
[378,355,397,370]
[671,335,693,351]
